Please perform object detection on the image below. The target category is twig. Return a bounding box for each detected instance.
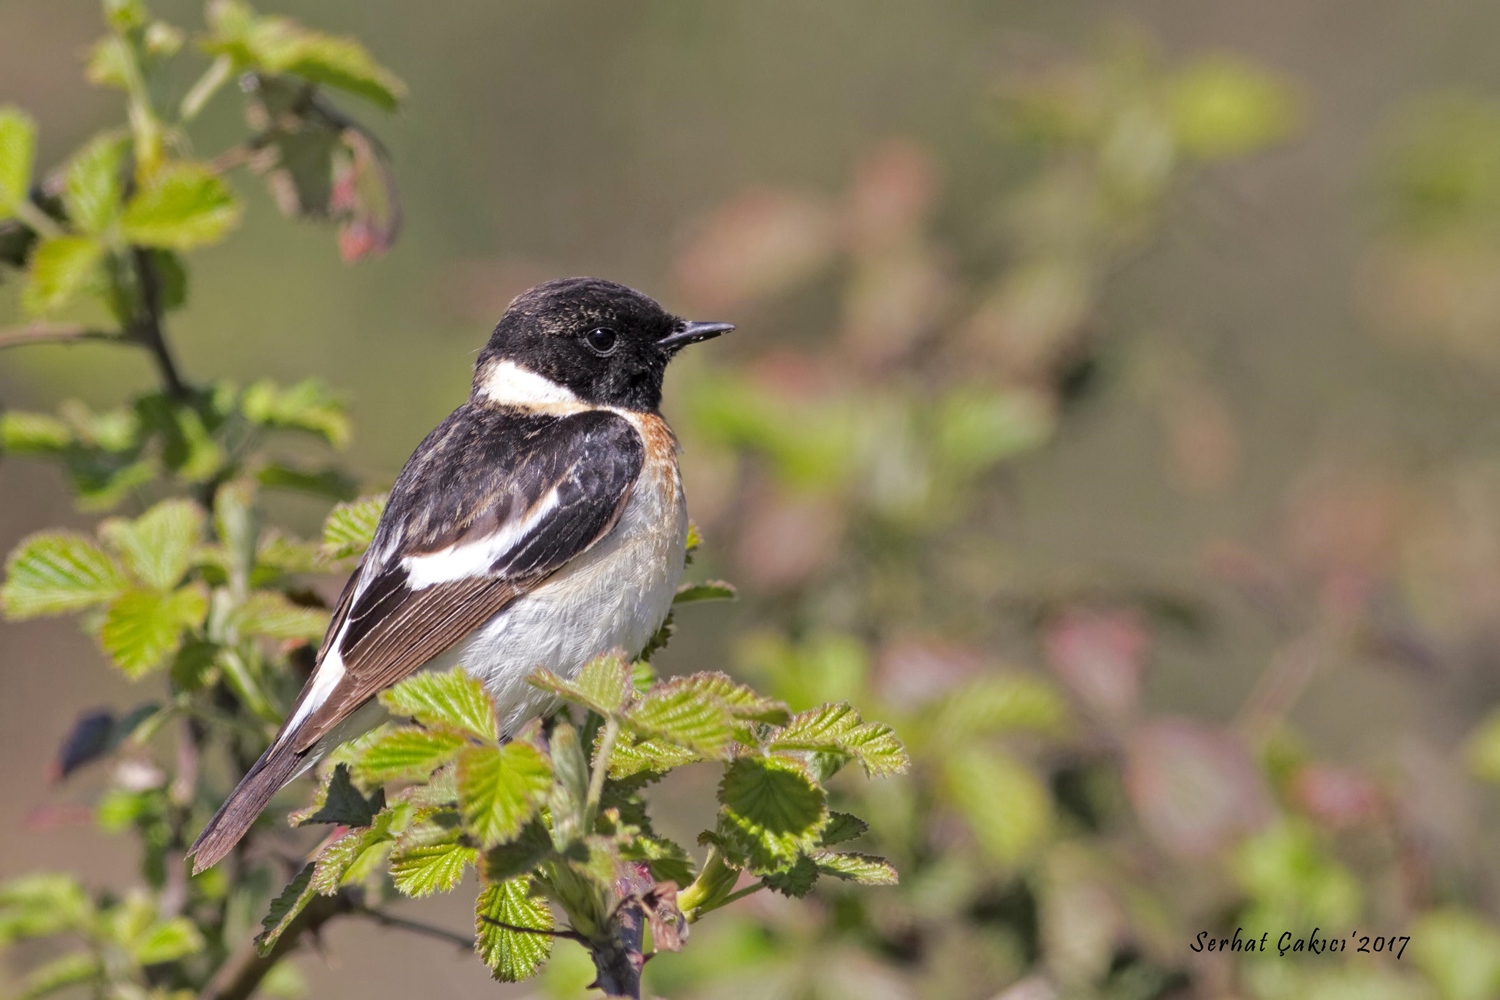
[357,907,474,949]
[0,324,123,351]
[130,248,189,401]
[201,892,351,1000]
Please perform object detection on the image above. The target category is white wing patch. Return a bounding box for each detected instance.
[401,486,562,589]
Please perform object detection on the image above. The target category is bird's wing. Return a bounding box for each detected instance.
[283,404,645,751]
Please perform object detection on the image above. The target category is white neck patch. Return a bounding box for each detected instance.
[476,360,583,409]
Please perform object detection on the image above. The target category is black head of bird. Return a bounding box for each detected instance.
[474,277,734,413]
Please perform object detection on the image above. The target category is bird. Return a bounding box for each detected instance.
[189,277,733,872]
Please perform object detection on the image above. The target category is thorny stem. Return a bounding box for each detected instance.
[358,908,474,950]
[0,324,122,351]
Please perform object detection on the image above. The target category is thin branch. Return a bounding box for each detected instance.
[201,892,351,1000]
[357,907,474,950]
[130,248,189,401]
[0,324,125,351]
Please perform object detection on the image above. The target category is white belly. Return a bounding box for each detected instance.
[423,457,687,733]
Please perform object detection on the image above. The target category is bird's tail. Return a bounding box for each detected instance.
[188,740,306,874]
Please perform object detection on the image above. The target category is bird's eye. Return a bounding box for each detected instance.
[584,327,618,356]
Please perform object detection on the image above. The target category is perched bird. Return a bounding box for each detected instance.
[189,277,732,872]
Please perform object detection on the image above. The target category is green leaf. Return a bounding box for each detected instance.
[944,747,1052,867]
[931,674,1068,739]
[716,756,828,872]
[475,878,552,982]
[0,873,92,944]
[390,837,476,898]
[22,235,105,315]
[1467,709,1500,783]
[659,671,790,724]
[353,728,466,784]
[254,862,315,954]
[1170,57,1300,160]
[207,4,407,111]
[483,820,554,882]
[818,811,868,847]
[458,744,553,848]
[2,531,127,619]
[120,162,242,249]
[256,462,358,500]
[100,498,205,590]
[307,802,410,893]
[810,851,898,886]
[381,666,498,742]
[293,763,384,826]
[761,855,819,897]
[0,106,36,218]
[99,585,207,678]
[132,916,204,964]
[321,493,386,559]
[673,580,737,604]
[606,733,704,780]
[63,133,127,234]
[13,952,99,1000]
[233,590,329,641]
[528,651,632,717]
[1,411,73,454]
[1410,909,1500,1000]
[769,703,909,777]
[242,378,351,448]
[626,682,736,756]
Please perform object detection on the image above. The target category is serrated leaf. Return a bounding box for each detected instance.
[242,378,350,447]
[233,591,329,641]
[658,671,789,724]
[0,106,36,218]
[390,838,476,898]
[762,854,819,897]
[458,744,553,848]
[22,235,105,315]
[810,851,898,886]
[626,683,735,756]
[528,651,632,717]
[13,951,99,1000]
[475,878,552,982]
[353,728,466,784]
[819,811,869,847]
[121,162,241,250]
[132,916,204,964]
[717,756,828,872]
[606,733,704,780]
[770,703,910,777]
[99,586,207,678]
[293,763,384,826]
[307,802,409,892]
[64,133,127,234]
[673,580,737,604]
[321,493,386,559]
[2,531,127,619]
[100,498,205,590]
[254,862,315,954]
[381,667,497,742]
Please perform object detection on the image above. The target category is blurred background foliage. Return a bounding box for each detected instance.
[10,2,1500,1000]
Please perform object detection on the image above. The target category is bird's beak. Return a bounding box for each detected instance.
[658,320,735,353]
